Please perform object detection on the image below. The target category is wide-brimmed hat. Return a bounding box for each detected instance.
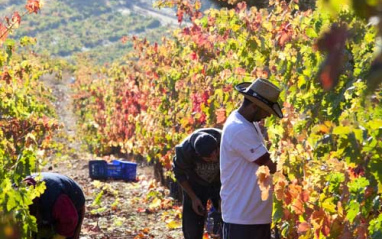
[235,78,283,118]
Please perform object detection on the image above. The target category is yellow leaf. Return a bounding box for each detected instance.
[322,197,336,213]
[91,180,103,189]
[337,201,344,218]
[368,119,382,130]
[166,220,181,229]
[312,124,330,134]
[231,24,241,32]
[332,125,352,135]
[194,0,201,10]
[149,198,161,210]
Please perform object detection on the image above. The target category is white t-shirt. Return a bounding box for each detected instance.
[220,110,273,225]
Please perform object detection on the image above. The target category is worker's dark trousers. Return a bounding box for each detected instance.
[182,182,220,239]
[222,222,271,239]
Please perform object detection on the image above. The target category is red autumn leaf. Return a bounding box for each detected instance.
[297,222,311,233]
[252,67,270,79]
[2,71,11,84]
[137,207,146,213]
[234,67,246,76]
[288,183,302,198]
[278,31,292,47]
[274,176,287,200]
[236,2,247,13]
[203,232,210,239]
[12,12,21,28]
[141,227,150,234]
[183,27,191,36]
[120,36,128,44]
[5,16,10,25]
[153,72,159,80]
[190,51,198,60]
[201,65,206,75]
[301,190,310,203]
[215,108,226,124]
[356,222,368,239]
[317,53,344,91]
[191,93,202,113]
[288,183,305,214]
[201,90,209,104]
[348,165,365,179]
[277,23,293,48]
[310,209,331,238]
[199,112,206,124]
[188,116,195,125]
[191,11,203,21]
[25,0,41,14]
[220,84,231,93]
[208,16,215,26]
[316,23,348,90]
[0,23,8,44]
[338,226,353,239]
[291,198,304,215]
[177,9,184,23]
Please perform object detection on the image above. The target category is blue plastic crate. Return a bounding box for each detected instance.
[108,160,137,181]
[89,160,108,180]
[89,160,137,181]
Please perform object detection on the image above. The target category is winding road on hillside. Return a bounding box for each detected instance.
[131,3,180,26]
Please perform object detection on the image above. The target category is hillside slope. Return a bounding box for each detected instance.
[0,0,178,64]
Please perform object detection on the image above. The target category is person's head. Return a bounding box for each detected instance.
[23,176,37,187]
[235,78,283,122]
[22,176,42,220]
[193,133,220,163]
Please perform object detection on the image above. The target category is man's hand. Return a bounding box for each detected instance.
[254,152,277,174]
[53,234,66,239]
[179,180,206,216]
[192,197,205,216]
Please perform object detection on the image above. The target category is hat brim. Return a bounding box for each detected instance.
[235,82,283,118]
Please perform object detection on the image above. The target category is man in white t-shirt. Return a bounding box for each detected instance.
[220,78,283,239]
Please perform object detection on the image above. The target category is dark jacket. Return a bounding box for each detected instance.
[173,128,222,186]
[29,173,85,234]
[36,173,85,224]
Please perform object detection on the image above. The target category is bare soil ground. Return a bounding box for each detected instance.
[40,73,183,239]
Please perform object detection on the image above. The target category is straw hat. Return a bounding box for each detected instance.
[235,78,283,118]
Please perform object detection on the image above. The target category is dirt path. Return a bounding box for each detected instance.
[40,73,183,239]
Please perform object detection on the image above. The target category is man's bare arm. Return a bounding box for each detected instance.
[254,152,277,174]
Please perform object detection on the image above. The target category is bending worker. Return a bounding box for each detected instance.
[24,172,86,239]
[173,128,222,239]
